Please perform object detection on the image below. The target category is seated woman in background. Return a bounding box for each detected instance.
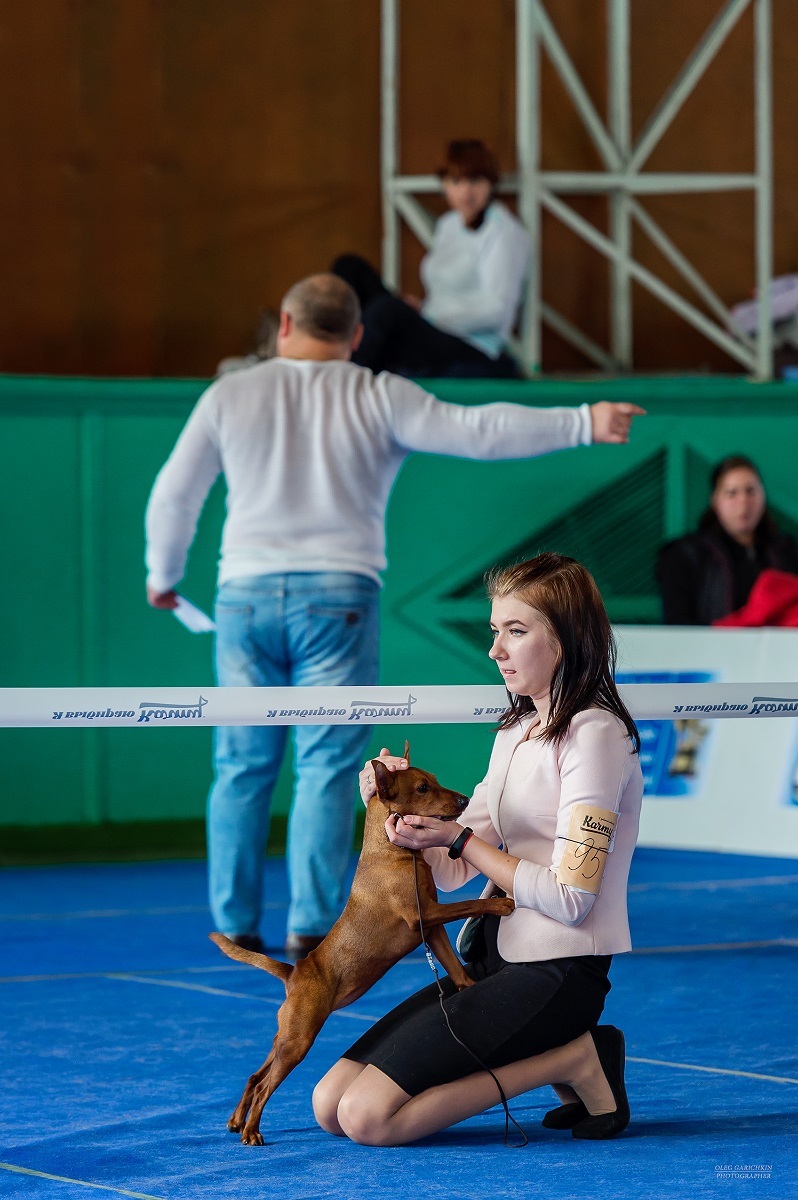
[332,139,530,378]
[656,455,798,624]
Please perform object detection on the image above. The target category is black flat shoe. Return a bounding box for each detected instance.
[542,1100,588,1129]
[571,1025,630,1140]
[284,933,325,960]
[229,933,268,955]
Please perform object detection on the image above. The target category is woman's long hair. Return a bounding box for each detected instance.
[487,553,640,753]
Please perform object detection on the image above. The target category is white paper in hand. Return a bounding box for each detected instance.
[172,595,216,633]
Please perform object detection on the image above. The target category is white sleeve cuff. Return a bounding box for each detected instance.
[578,403,593,445]
[146,572,179,594]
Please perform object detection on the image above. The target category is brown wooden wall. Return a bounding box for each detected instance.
[1,0,796,376]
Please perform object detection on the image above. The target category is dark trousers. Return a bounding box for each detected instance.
[331,254,519,379]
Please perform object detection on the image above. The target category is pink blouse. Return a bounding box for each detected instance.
[426,708,644,963]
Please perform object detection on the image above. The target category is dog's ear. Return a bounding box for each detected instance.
[403,739,410,765]
[371,758,395,801]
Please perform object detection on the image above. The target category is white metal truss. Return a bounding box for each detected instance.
[381,0,773,378]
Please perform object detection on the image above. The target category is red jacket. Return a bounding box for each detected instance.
[713,568,798,627]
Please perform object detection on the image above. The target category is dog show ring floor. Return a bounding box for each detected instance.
[2,847,797,1200]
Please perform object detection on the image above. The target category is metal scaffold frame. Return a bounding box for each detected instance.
[381,0,773,378]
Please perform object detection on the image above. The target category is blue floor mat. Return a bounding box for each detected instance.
[1,848,796,1200]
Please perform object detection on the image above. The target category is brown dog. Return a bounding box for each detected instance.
[210,745,514,1145]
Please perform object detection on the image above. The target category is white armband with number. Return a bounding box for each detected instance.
[555,804,618,896]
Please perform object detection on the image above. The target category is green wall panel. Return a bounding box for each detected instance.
[2,416,83,686]
[2,373,798,836]
[2,731,86,826]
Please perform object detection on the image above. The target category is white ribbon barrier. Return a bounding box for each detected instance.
[1,683,798,728]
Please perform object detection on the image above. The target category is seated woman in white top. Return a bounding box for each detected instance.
[313,552,643,1146]
[332,139,530,378]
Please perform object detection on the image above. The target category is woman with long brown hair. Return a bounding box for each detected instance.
[312,552,643,1146]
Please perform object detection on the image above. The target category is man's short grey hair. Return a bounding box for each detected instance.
[281,274,361,343]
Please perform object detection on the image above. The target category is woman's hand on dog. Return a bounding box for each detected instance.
[389,816,521,895]
[358,746,461,848]
[385,813,461,850]
[358,747,408,804]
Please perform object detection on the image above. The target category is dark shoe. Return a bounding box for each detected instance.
[229,934,268,955]
[284,933,325,960]
[571,1025,630,1140]
[542,1100,589,1129]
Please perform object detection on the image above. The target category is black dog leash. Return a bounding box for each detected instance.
[411,854,528,1148]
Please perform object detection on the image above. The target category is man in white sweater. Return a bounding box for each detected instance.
[145,274,643,957]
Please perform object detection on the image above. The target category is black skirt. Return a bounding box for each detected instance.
[342,915,612,1096]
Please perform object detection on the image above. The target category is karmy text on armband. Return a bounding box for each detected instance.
[555,804,618,895]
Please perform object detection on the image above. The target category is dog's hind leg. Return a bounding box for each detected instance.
[228,1056,275,1134]
[240,993,330,1146]
[227,999,314,1134]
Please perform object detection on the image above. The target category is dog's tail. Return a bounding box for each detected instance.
[209,932,293,986]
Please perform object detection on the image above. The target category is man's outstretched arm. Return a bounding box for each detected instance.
[384,380,644,460]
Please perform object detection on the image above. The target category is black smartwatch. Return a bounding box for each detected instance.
[448,826,474,859]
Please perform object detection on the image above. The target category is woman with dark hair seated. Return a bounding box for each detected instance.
[656,455,798,625]
[332,139,530,378]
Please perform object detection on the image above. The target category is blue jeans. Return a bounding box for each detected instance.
[207,572,379,938]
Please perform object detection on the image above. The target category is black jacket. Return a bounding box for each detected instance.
[656,527,798,625]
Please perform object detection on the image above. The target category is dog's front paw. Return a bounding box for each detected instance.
[490,897,515,916]
[241,1126,264,1147]
[227,1117,243,1133]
